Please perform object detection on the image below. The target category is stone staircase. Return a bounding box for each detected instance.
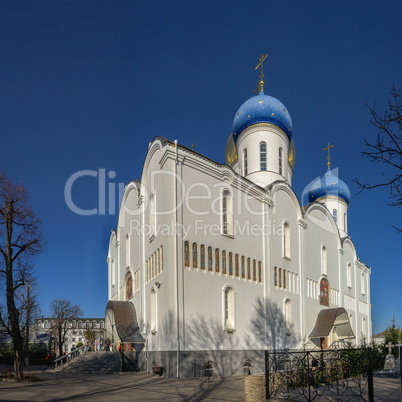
[57,351,122,373]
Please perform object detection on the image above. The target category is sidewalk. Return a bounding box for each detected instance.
[0,365,401,401]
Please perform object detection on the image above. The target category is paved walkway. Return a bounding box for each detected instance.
[0,365,401,401]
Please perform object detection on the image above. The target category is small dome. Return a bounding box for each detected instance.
[225,133,238,166]
[232,91,293,143]
[308,169,351,204]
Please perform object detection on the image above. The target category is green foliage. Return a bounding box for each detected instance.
[382,319,402,357]
[76,342,83,348]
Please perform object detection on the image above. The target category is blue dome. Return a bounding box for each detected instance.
[308,169,351,204]
[232,91,293,143]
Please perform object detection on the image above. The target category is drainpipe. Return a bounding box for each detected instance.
[174,139,180,378]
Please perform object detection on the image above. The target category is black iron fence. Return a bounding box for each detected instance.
[265,348,374,401]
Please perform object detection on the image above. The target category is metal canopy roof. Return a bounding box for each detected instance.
[106,301,145,343]
[309,307,355,339]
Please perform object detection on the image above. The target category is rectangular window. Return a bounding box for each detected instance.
[201,245,205,269]
[215,248,220,273]
[283,269,286,289]
[184,241,190,267]
[192,243,198,268]
[222,250,227,274]
[243,149,248,176]
[208,247,213,271]
[241,256,245,278]
[274,266,277,286]
[247,258,251,280]
[279,268,282,287]
[235,254,239,277]
[258,261,262,283]
[229,252,233,276]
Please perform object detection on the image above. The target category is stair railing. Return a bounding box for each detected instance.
[54,344,89,368]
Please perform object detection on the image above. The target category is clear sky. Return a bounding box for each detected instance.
[1,1,401,335]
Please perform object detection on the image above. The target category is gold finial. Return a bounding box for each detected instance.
[254,53,268,93]
[323,143,335,170]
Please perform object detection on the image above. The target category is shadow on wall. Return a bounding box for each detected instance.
[246,297,298,351]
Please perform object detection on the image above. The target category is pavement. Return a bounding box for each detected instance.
[0,365,401,401]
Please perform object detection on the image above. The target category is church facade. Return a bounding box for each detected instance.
[105,73,372,377]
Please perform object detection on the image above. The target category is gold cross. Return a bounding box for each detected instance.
[254,53,268,93]
[323,143,335,170]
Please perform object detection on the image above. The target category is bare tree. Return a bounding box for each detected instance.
[355,85,402,231]
[0,173,44,379]
[49,299,83,356]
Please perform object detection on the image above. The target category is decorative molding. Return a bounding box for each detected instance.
[338,248,344,255]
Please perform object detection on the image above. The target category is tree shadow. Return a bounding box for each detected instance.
[245,297,297,351]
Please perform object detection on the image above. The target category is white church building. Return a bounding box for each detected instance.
[105,66,372,377]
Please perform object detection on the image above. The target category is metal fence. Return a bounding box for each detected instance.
[265,348,374,401]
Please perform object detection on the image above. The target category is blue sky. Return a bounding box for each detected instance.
[1,1,401,335]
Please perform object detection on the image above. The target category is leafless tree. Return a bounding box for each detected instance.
[49,298,83,356]
[0,173,44,379]
[355,85,402,231]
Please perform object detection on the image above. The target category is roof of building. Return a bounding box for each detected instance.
[232,91,293,143]
[307,168,351,204]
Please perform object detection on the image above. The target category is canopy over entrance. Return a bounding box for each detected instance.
[105,301,145,344]
[309,307,355,340]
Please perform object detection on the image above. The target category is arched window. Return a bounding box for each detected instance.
[150,288,157,333]
[208,247,213,271]
[100,321,104,329]
[203,361,215,378]
[285,299,292,335]
[243,360,252,375]
[260,142,267,171]
[361,273,365,295]
[241,256,245,278]
[192,242,198,268]
[333,209,338,223]
[347,263,352,288]
[222,189,233,236]
[200,244,205,270]
[224,287,235,332]
[279,268,282,287]
[184,241,190,267]
[243,149,248,176]
[322,246,327,275]
[253,259,257,281]
[149,191,156,236]
[235,254,239,277]
[111,259,116,287]
[279,147,283,175]
[362,317,367,338]
[215,248,220,273]
[126,234,130,268]
[283,269,287,289]
[125,272,133,300]
[274,266,278,286]
[229,252,233,276]
[92,320,97,328]
[222,250,227,274]
[283,222,290,258]
[86,321,90,329]
[319,278,330,307]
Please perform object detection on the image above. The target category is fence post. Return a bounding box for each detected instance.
[367,347,374,402]
[265,350,270,400]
